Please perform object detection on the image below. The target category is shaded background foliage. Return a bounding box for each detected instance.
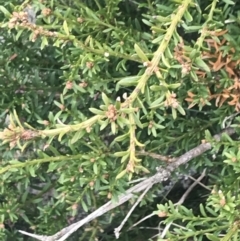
[0,0,240,240]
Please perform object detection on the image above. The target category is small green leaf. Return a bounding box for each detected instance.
[142,19,152,26]
[116,117,126,129]
[222,0,234,4]
[32,198,44,204]
[120,108,135,114]
[47,162,59,172]
[116,170,127,179]
[93,163,98,174]
[150,96,165,108]
[103,28,112,33]
[204,130,212,139]
[133,113,143,129]
[99,120,109,131]
[111,121,117,134]
[199,204,207,217]
[115,99,121,110]
[102,92,110,105]
[161,53,171,68]
[116,76,140,90]
[63,20,70,35]
[0,6,11,16]
[114,151,129,157]
[165,46,173,58]
[21,191,29,203]
[134,43,149,62]
[172,108,177,119]
[177,105,186,115]
[114,132,129,142]
[205,206,218,216]
[121,154,130,163]
[183,9,193,22]
[15,29,24,41]
[85,7,99,20]
[135,138,144,147]
[168,83,181,89]
[150,85,168,92]
[154,123,165,129]
[223,204,231,211]
[71,131,85,144]
[89,108,105,115]
[58,131,66,142]
[154,15,171,23]
[139,166,150,173]
[53,39,60,47]
[81,200,88,212]
[205,233,220,241]
[152,35,164,44]
[195,57,210,72]
[151,127,157,137]
[29,167,36,177]
[40,37,49,50]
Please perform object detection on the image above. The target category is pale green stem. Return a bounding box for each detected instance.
[0,154,84,174]
[40,115,102,137]
[122,0,193,107]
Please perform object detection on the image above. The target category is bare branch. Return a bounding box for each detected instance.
[114,185,152,239]
[19,127,235,241]
[128,212,156,231]
[167,127,235,171]
[175,169,207,206]
[187,174,211,191]
[18,230,47,241]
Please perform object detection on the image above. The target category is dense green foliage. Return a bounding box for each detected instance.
[1,0,240,240]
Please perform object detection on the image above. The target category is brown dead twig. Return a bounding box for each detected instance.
[137,150,177,163]
[18,127,235,241]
